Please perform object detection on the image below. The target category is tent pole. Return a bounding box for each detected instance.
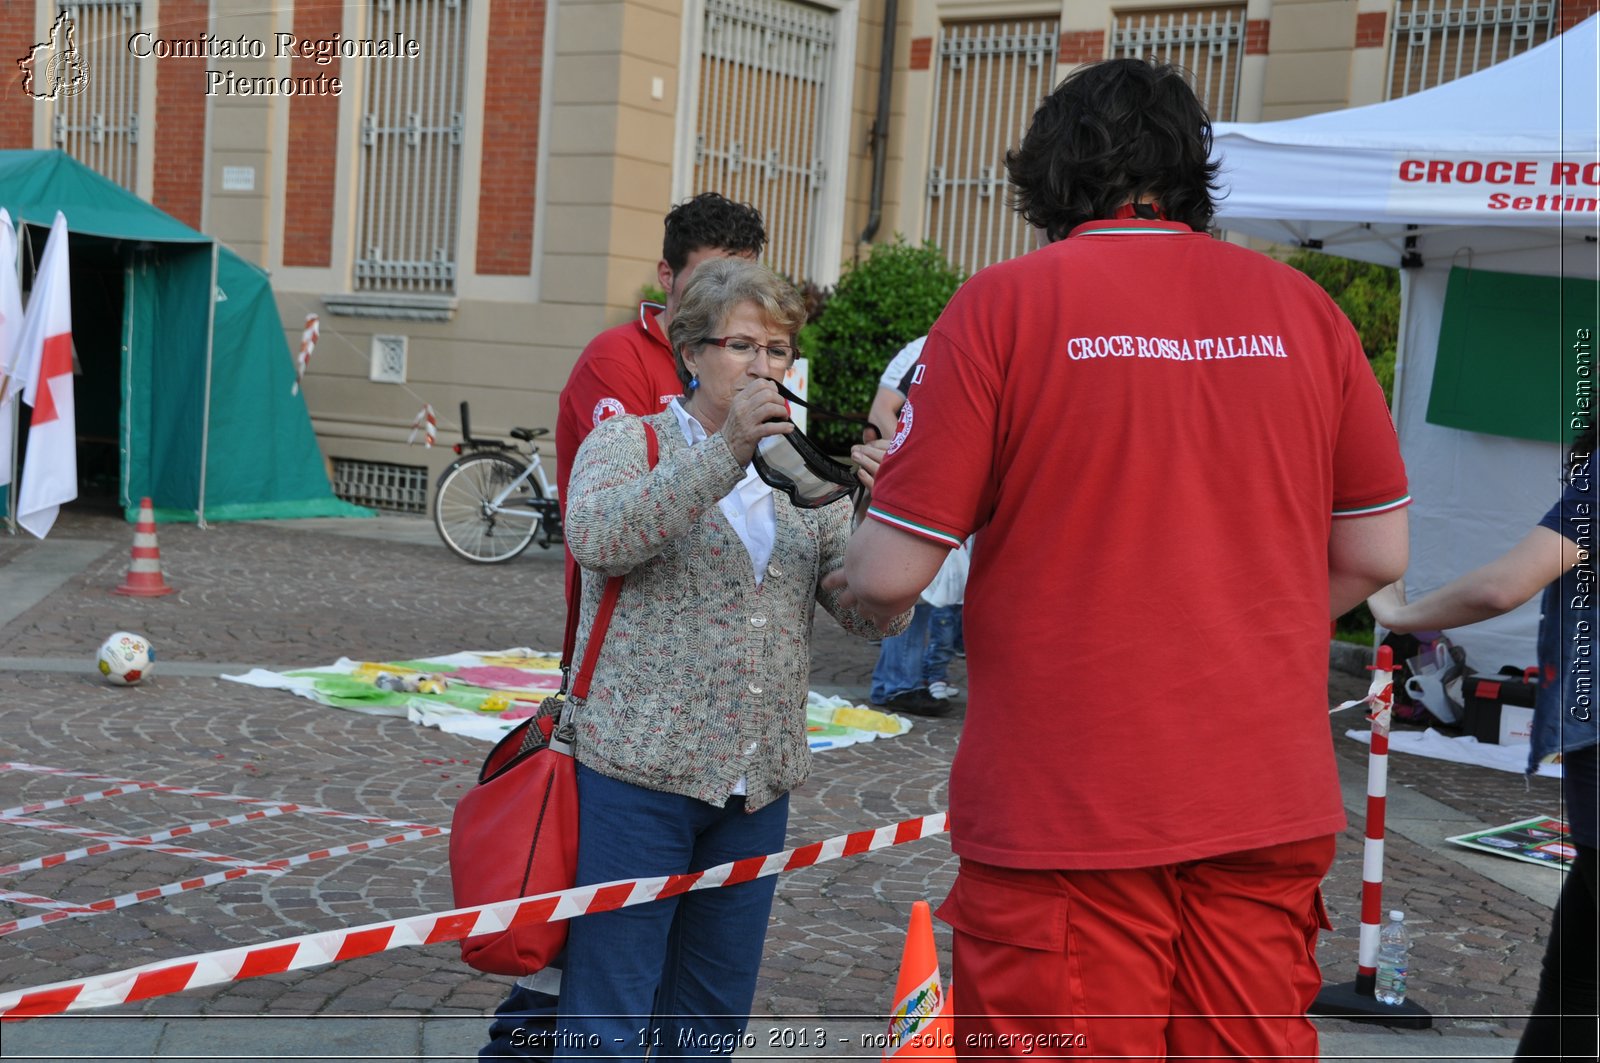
[3,404,14,536]
[120,257,135,517]
[1390,268,1413,425]
[197,243,218,529]
[3,225,20,535]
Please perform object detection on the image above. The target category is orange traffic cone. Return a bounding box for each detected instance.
[113,498,176,597]
[883,900,955,1060]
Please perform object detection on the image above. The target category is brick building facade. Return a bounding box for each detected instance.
[2,0,1594,510]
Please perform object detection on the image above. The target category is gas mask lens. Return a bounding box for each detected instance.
[752,431,858,509]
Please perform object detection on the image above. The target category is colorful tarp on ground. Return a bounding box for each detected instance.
[223,648,912,751]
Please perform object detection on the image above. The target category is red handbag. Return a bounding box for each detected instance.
[451,423,658,975]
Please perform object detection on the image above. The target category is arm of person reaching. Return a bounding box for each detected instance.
[815,498,913,638]
[865,386,904,443]
[1368,525,1579,634]
[1329,507,1410,618]
[825,518,948,630]
[865,337,927,441]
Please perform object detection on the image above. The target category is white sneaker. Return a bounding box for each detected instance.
[928,681,960,700]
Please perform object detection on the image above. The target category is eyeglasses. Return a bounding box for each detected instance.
[701,336,798,367]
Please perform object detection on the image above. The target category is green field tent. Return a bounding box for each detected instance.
[0,150,367,523]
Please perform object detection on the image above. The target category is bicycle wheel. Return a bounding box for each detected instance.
[433,453,543,563]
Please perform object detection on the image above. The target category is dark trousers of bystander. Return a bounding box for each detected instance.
[1516,844,1598,1061]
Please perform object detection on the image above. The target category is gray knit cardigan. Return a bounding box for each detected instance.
[563,409,908,811]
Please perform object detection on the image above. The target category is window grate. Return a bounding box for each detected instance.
[355,0,468,293]
[331,457,429,513]
[691,0,836,283]
[1110,6,1247,121]
[923,19,1059,277]
[53,1,141,190]
[1386,0,1556,98]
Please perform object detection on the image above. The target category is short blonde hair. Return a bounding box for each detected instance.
[668,258,806,391]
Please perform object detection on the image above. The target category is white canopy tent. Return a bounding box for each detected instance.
[1211,16,1600,671]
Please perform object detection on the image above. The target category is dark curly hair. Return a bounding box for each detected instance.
[1004,58,1222,242]
[661,192,767,273]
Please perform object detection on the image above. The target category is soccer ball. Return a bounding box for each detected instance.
[96,631,155,686]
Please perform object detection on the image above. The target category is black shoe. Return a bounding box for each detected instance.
[877,688,953,718]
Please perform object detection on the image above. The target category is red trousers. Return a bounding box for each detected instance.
[937,835,1336,1062]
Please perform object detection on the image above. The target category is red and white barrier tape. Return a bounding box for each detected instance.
[408,403,437,448]
[291,314,319,395]
[0,827,446,938]
[0,819,287,879]
[0,807,296,876]
[0,763,438,832]
[0,812,948,1020]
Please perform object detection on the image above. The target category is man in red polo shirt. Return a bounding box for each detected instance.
[554,192,766,507]
[838,59,1410,1059]
[482,192,764,1062]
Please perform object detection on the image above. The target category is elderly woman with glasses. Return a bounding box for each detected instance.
[554,257,908,1060]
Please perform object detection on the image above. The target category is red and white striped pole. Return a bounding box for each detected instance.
[1309,643,1431,1027]
[1355,644,1395,996]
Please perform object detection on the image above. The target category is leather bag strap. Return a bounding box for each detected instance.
[568,421,659,700]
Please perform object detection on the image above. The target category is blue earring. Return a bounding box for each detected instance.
[689,375,699,391]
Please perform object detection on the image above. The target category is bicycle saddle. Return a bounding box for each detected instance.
[510,427,549,442]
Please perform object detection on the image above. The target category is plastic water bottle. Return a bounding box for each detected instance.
[1375,909,1410,1005]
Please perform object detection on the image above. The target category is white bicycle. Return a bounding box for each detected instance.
[432,402,563,563]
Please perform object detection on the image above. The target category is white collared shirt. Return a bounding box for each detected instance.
[668,398,773,798]
[668,397,775,586]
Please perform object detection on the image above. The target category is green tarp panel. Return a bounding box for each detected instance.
[1427,265,1600,444]
[0,149,368,523]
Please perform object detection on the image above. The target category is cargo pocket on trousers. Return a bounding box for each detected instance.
[937,863,1080,1030]
[937,866,1069,951]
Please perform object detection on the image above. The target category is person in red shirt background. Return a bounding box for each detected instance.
[836,59,1411,1059]
[554,193,767,507]
[481,192,764,1060]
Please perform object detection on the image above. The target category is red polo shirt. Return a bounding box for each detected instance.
[555,302,683,507]
[869,220,1410,869]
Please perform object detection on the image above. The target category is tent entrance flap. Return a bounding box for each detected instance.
[124,244,211,512]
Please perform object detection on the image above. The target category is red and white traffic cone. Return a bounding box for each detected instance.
[113,498,176,597]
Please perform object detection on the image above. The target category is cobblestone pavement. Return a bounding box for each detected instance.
[0,509,1570,1060]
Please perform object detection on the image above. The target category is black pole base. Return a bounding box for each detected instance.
[1309,981,1433,1029]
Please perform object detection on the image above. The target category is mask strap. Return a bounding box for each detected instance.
[773,380,873,427]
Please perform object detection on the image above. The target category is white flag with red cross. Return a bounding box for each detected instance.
[14,212,76,538]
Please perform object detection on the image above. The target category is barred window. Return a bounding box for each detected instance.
[1387,0,1557,97]
[1111,5,1247,121]
[690,0,837,283]
[355,0,468,293]
[54,1,142,190]
[923,19,1059,276]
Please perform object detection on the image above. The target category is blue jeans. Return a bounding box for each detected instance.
[871,604,961,701]
[923,605,961,685]
[482,966,562,1060]
[553,764,788,1061]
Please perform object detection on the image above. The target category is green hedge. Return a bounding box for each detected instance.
[801,240,965,453]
